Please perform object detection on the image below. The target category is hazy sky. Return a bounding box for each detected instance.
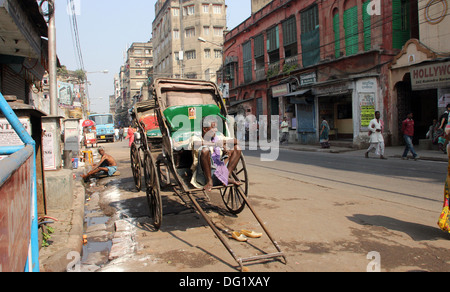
[55,0,252,113]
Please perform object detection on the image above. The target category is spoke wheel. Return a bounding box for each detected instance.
[157,159,171,189]
[130,143,141,191]
[221,153,248,214]
[143,150,162,229]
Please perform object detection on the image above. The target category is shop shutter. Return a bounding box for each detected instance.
[333,13,340,58]
[362,1,371,51]
[344,6,358,56]
[2,65,26,101]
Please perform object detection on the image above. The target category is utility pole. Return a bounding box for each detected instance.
[48,0,58,115]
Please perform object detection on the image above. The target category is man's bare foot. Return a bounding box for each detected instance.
[228,178,241,186]
[203,179,213,192]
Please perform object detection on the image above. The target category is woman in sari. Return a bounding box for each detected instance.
[319,117,330,149]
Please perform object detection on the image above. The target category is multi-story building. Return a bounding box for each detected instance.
[152,0,226,82]
[122,41,154,105]
[224,0,421,147]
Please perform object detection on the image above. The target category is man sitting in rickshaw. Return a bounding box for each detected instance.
[190,116,242,192]
[81,147,118,182]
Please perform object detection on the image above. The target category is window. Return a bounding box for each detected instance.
[333,9,340,58]
[185,27,195,38]
[282,16,298,58]
[173,7,179,16]
[173,29,179,39]
[282,17,297,47]
[203,26,210,35]
[204,49,211,58]
[392,0,410,49]
[254,34,265,72]
[213,4,222,14]
[362,1,371,51]
[243,41,252,83]
[344,5,358,56]
[186,50,196,60]
[184,5,195,16]
[266,26,279,52]
[214,27,223,36]
[214,49,222,58]
[267,26,280,65]
[202,4,209,13]
[301,4,320,67]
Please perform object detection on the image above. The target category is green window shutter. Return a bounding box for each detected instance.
[301,4,320,67]
[267,26,279,52]
[282,17,297,47]
[362,1,371,51]
[254,34,264,58]
[243,41,252,83]
[344,6,358,56]
[392,0,410,49]
[333,13,340,58]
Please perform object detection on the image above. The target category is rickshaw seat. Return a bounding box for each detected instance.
[163,104,222,134]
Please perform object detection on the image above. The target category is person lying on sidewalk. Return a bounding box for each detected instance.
[81,147,117,182]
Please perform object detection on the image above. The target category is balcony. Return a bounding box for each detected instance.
[255,67,266,81]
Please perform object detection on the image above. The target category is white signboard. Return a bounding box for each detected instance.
[0,118,31,147]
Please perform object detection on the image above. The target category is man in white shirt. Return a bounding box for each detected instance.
[280,117,289,144]
[365,111,387,159]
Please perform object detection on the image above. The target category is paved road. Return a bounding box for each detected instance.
[86,141,450,272]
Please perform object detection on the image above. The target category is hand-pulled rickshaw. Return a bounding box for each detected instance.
[130,78,285,270]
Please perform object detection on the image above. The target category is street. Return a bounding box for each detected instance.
[79,140,450,272]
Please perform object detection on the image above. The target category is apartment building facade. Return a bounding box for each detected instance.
[224,0,419,147]
[117,41,154,109]
[152,0,226,82]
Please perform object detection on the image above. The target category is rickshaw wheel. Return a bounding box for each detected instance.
[143,150,162,230]
[221,153,248,214]
[130,143,141,191]
[156,156,170,189]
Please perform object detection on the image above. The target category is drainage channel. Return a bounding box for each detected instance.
[80,184,114,271]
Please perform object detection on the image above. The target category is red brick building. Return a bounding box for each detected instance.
[223,0,418,146]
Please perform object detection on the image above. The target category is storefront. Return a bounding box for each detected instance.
[389,39,450,145]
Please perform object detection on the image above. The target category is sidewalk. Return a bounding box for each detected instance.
[279,141,449,162]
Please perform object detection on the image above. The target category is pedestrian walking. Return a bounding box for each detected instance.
[119,127,124,141]
[319,117,330,149]
[365,111,386,159]
[401,112,420,160]
[114,128,119,141]
[280,117,289,144]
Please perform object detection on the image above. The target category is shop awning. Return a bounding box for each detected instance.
[284,89,311,97]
